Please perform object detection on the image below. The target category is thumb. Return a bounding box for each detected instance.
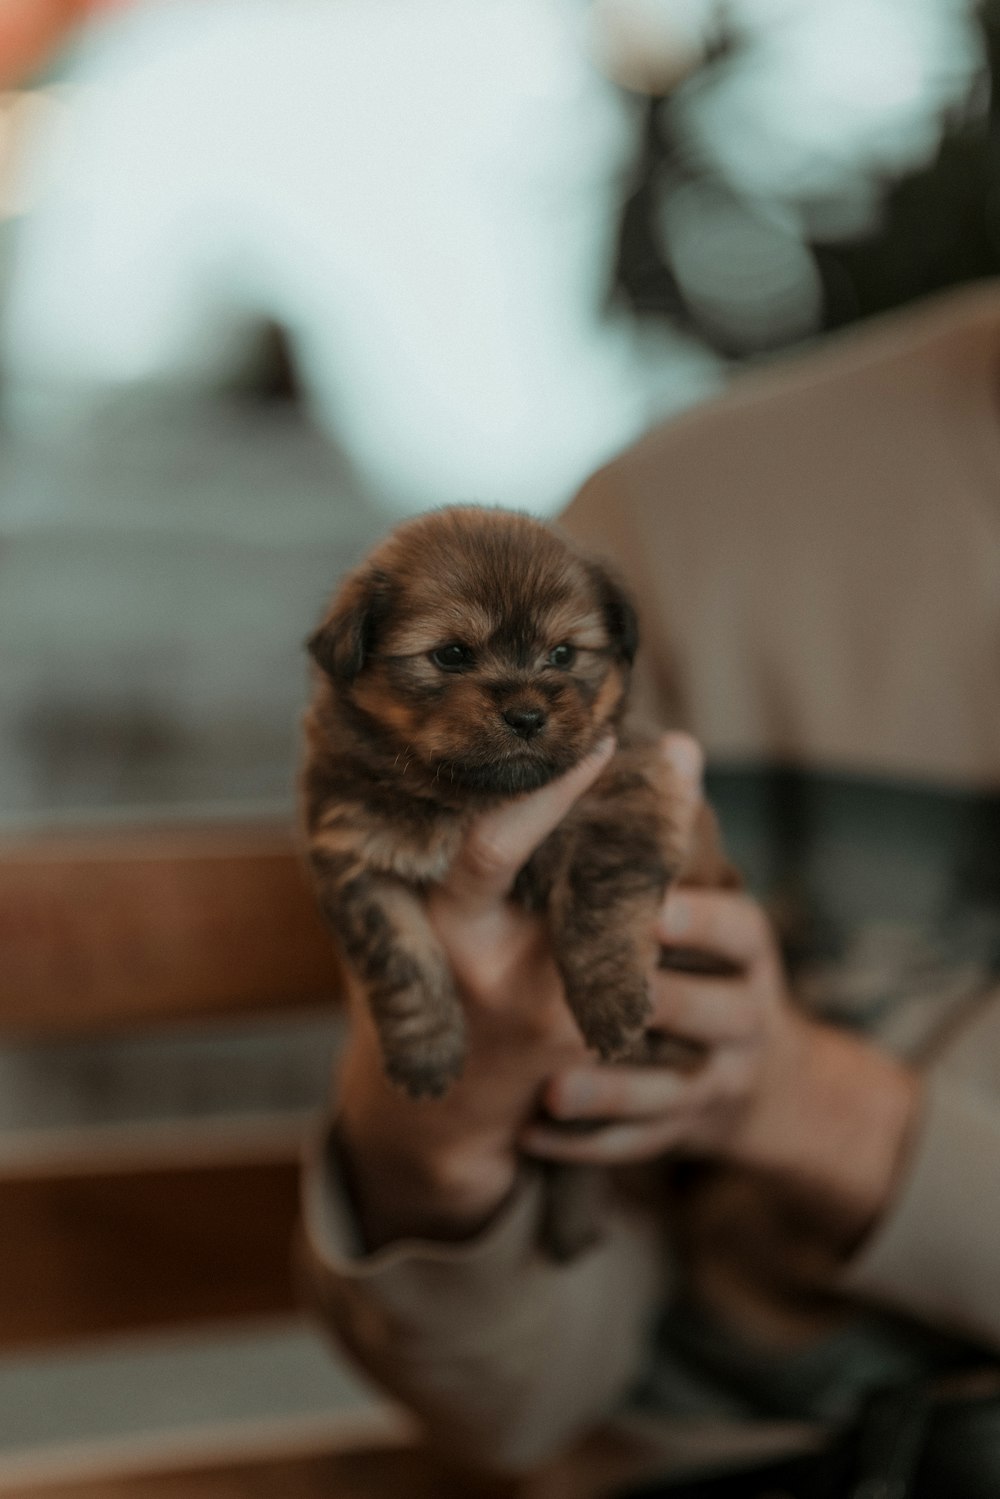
[440,733,617,916]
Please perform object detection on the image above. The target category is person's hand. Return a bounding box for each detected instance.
[523,840,923,1257]
[338,733,710,1249]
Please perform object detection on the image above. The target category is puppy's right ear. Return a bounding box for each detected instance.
[307,568,392,682]
[588,562,639,666]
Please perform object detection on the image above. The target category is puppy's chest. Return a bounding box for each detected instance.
[319,797,469,885]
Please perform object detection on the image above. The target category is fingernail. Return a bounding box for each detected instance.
[661,735,702,782]
[662,895,691,937]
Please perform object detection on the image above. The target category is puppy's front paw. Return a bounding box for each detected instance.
[567,975,652,1061]
[369,959,466,1098]
[383,1029,466,1098]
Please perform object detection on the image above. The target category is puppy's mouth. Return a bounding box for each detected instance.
[431,746,574,796]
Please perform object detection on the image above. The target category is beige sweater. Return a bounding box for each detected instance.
[299,284,1000,1484]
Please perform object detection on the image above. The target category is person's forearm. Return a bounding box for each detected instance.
[841,1071,1000,1347]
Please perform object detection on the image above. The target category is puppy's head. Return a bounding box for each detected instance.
[308,507,637,796]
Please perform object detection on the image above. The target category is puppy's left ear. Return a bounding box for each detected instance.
[307,567,393,682]
[590,563,639,666]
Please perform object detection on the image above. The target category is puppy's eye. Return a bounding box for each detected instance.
[546,644,576,669]
[430,643,475,671]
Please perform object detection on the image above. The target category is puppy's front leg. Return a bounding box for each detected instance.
[547,806,670,1061]
[537,802,671,1262]
[310,850,465,1097]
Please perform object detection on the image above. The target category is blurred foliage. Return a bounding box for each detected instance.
[618,0,1000,356]
[818,0,1000,329]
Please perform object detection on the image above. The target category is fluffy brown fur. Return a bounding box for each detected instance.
[302,505,701,1089]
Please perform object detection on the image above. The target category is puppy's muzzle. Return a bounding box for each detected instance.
[502,705,547,740]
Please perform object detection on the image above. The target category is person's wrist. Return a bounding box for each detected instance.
[338,1114,519,1247]
[336,1067,521,1247]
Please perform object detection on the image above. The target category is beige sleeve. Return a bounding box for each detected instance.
[841,1065,1000,1349]
[298,1125,667,1471]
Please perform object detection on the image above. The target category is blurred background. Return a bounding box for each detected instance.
[1,0,995,825]
[0,0,998,1485]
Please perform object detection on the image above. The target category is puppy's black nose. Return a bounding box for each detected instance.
[502,706,546,740]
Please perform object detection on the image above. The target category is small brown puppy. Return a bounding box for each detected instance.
[302,506,729,1109]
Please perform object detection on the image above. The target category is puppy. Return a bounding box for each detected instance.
[301,507,733,1249]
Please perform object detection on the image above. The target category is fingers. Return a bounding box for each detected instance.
[659,887,774,972]
[658,731,704,854]
[648,972,761,1045]
[540,1049,744,1122]
[523,1052,747,1164]
[441,733,616,914]
[542,1061,687,1122]
[523,1118,681,1164]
